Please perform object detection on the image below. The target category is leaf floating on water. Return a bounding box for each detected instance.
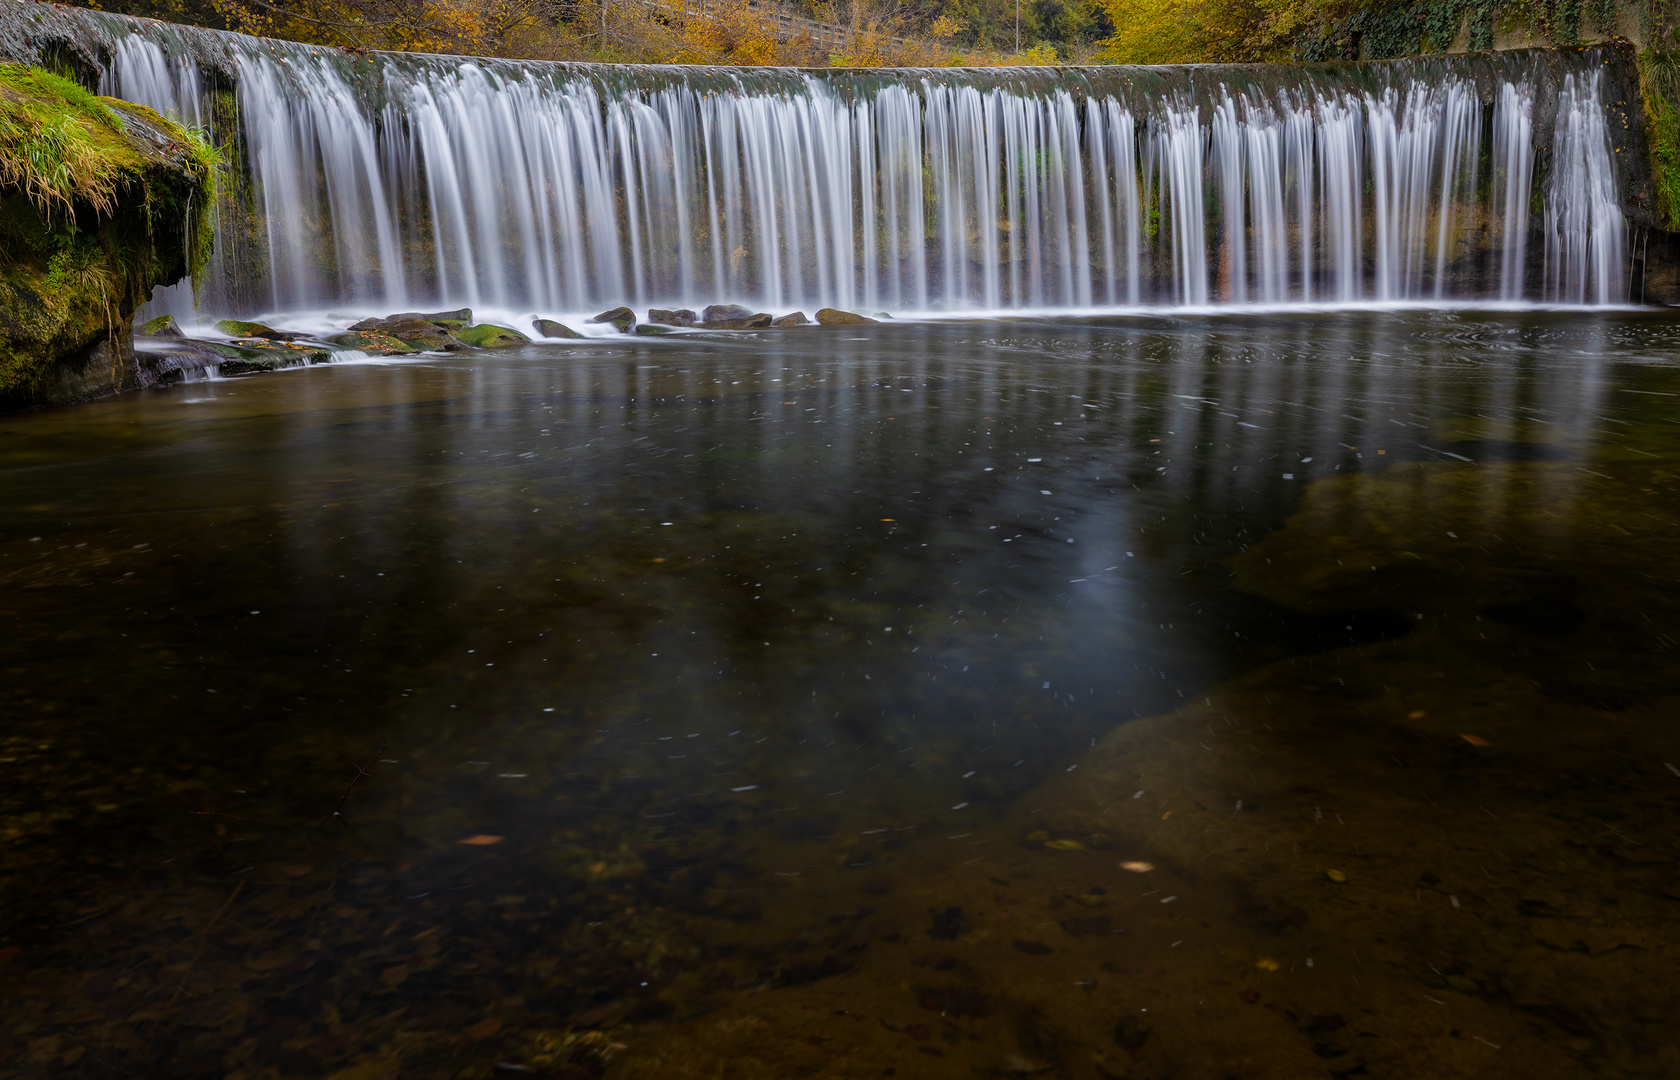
[1254,958,1280,971]
[1326,869,1348,883]
[1408,710,1428,719]
[1120,861,1154,873]
[1459,733,1492,747]
[459,834,505,845]
[1045,839,1083,851]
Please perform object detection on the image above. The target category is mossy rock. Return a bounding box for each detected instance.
[772,312,810,327]
[816,308,878,326]
[217,356,288,376]
[328,330,418,355]
[533,318,583,339]
[635,323,677,336]
[226,338,330,364]
[452,323,531,348]
[0,64,218,411]
[648,308,697,327]
[387,308,470,326]
[214,318,298,340]
[137,313,184,339]
[378,319,461,351]
[591,306,636,332]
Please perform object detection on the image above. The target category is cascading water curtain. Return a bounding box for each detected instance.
[76,16,1632,316]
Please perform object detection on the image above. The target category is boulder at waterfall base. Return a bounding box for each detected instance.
[592,306,636,332]
[453,323,531,348]
[137,313,186,339]
[214,319,300,340]
[816,308,878,325]
[648,308,697,327]
[701,304,755,323]
[328,330,418,354]
[772,311,810,326]
[369,318,461,351]
[533,318,584,338]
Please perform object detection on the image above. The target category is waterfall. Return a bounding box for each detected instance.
[1,3,1637,316]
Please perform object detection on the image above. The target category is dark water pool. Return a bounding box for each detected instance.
[3,310,1678,1079]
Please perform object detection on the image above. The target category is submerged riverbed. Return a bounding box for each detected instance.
[2,310,1677,1079]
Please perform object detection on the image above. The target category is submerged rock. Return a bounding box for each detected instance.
[772,311,810,326]
[327,330,417,355]
[648,308,697,327]
[0,66,216,411]
[137,313,185,340]
[634,323,677,335]
[452,323,531,348]
[591,306,636,332]
[533,318,583,339]
[816,308,877,326]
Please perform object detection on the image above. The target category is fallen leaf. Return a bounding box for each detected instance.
[380,964,411,988]
[1119,861,1154,873]
[464,1017,502,1040]
[1161,811,1172,820]
[1254,958,1280,972]
[1326,869,1348,883]
[459,835,505,845]
[880,518,896,522]
[286,865,314,877]
[1408,710,1428,719]
[1045,839,1083,851]
[1460,733,1491,747]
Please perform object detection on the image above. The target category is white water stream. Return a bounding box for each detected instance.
[82,19,1630,316]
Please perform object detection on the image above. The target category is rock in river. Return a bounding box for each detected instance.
[327,330,417,355]
[591,306,636,332]
[648,308,697,327]
[137,314,185,340]
[816,308,878,326]
[703,313,773,329]
[452,323,531,348]
[533,319,583,338]
[213,319,302,341]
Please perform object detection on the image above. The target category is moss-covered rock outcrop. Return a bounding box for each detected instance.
[0,64,216,411]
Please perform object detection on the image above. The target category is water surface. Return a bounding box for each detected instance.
[2,311,1678,1079]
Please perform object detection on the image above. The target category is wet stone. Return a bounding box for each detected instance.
[591,306,636,331]
[816,307,877,325]
[533,318,584,338]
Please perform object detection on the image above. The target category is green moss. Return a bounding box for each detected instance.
[1639,49,1680,231]
[0,63,219,407]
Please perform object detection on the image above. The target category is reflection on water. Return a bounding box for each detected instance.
[1,310,1677,1078]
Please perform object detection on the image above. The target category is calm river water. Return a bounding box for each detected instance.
[2,310,1677,1079]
